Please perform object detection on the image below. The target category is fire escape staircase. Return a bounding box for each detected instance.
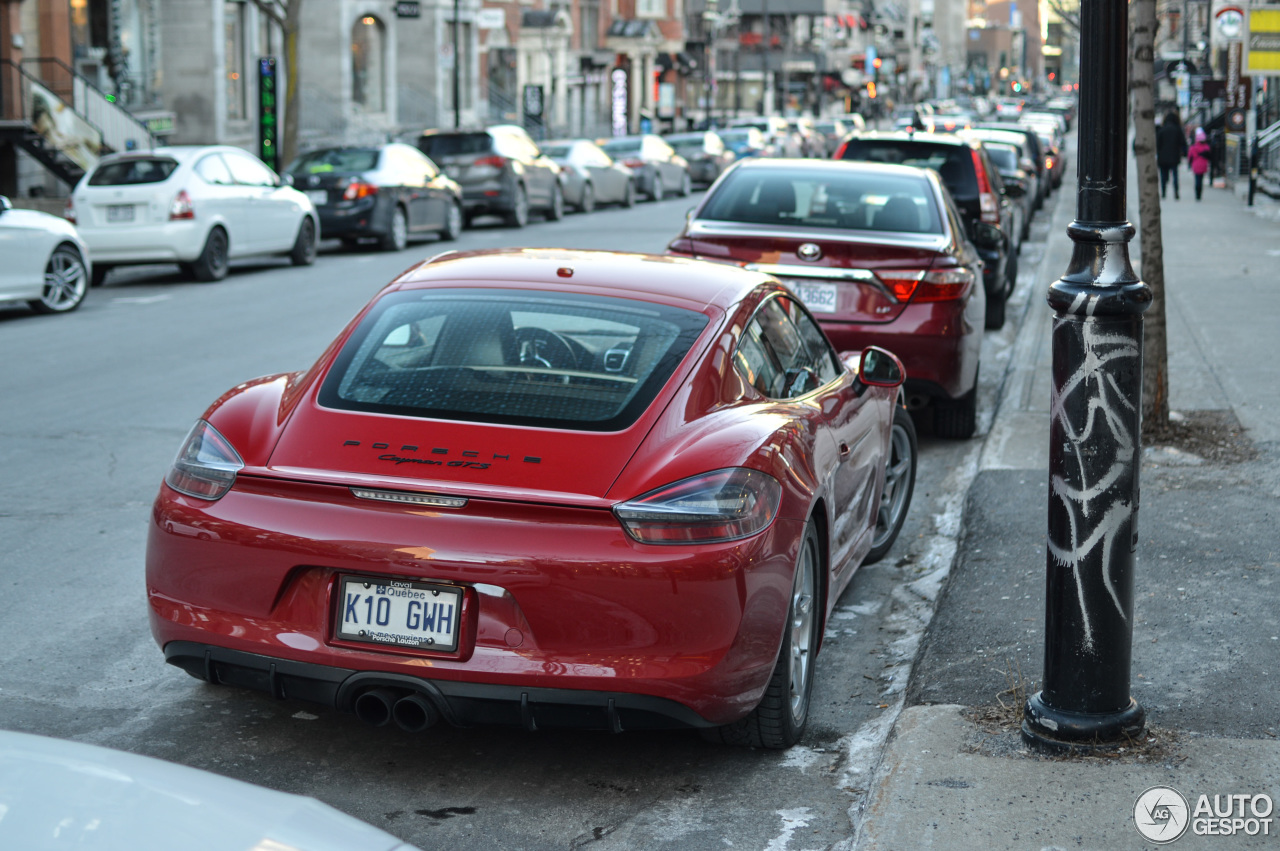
[0,58,159,187]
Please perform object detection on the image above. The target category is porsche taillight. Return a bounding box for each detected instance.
[614,468,782,545]
[164,420,244,500]
[877,267,976,303]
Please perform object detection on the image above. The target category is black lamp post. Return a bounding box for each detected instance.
[1021,0,1152,753]
[452,0,461,129]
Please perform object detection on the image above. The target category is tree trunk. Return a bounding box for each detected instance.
[1130,0,1168,433]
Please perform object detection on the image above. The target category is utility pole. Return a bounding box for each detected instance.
[1021,0,1152,753]
[453,0,461,128]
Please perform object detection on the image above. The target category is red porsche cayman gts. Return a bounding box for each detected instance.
[146,248,916,748]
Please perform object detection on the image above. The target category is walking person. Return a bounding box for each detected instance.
[1188,127,1212,201]
[1156,111,1188,200]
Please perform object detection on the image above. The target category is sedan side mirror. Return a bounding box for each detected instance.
[970,221,1006,250]
[850,346,906,388]
[1003,181,1026,199]
[279,173,294,188]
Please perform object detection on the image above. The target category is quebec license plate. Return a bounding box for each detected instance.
[106,204,135,223]
[784,278,839,314]
[335,576,462,653]
[305,189,328,205]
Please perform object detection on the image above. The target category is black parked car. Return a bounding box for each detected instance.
[971,123,1050,211]
[285,143,463,251]
[834,131,1017,330]
[417,125,564,228]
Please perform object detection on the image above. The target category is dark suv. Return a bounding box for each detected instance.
[417,125,564,228]
[834,132,1016,329]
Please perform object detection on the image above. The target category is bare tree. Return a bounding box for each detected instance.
[1046,0,1080,32]
[1130,0,1169,432]
[249,0,303,168]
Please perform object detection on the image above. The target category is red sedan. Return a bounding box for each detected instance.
[666,159,986,438]
[146,249,916,749]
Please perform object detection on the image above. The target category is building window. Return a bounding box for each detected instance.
[352,15,386,112]
[636,0,664,19]
[581,2,600,50]
[226,1,247,120]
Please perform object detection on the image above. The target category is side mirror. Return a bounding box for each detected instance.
[854,346,906,388]
[1003,181,1026,199]
[279,172,294,187]
[0,195,11,213]
[970,221,1006,250]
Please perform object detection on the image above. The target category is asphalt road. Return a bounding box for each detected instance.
[0,186,1062,850]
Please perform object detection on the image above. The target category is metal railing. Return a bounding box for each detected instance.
[0,59,104,176]
[21,58,157,153]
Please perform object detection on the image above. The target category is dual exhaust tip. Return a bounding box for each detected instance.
[352,687,440,732]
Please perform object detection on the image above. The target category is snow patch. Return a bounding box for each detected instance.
[764,808,813,851]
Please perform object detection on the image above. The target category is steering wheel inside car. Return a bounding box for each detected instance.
[514,327,578,370]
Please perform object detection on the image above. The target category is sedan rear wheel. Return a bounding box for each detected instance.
[380,206,408,251]
[546,183,565,221]
[866,405,918,564]
[578,182,595,214]
[649,173,665,202]
[702,523,820,749]
[30,244,88,314]
[441,200,463,241]
[934,367,979,439]
[504,185,529,228]
[189,227,229,282]
[622,180,636,208]
[289,217,317,266]
[679,171,692,197]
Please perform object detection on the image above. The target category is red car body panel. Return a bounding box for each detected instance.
[666,159,984,403]
[146,249,901,729]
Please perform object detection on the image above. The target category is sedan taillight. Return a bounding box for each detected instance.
[878,267,976,303]
[169,190,195,220]
[165,420,244,500]
[473,155,508,168]
[63,199,76,224]
[614,468,782,545]
[343,181,378,201]
[971,149,1000,225]
[622,158,646,169]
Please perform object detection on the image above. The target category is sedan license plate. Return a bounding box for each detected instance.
[336,577,462,652]
[305,189,328,205]
[106,204,135,223]
[785,279,839,314]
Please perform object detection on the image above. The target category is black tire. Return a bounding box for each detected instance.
[504,185,529,228]
[29,244,88,314]
[985,288,1007,331]
[546,183,565,221]
[649,173,665,202]
[622,180,636,208]
[679,171,692,197]
[90,264,112,288]
[380,206,408,251]
[577,182,595,214]
[935,370,979,440]
[865,405,918,564]
[189,227,229,282]
[702,523,820,749]
[289,217,317,266]
[441,200,463,241]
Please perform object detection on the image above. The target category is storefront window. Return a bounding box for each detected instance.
[352,15,386,113]
[226,1,246,120]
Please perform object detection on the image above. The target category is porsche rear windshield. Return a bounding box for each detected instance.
[699,167,943,234]
[319,289,709,431]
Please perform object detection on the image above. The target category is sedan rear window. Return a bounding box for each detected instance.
[319,289,709,431]
[418,133,491,159]
[599,139,641,156]
[839,140,979,200]
[87,158,178,186]
[288,148,379,173]
[699,167,943,234]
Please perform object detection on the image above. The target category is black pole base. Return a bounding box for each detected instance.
[1021,692,1145,755]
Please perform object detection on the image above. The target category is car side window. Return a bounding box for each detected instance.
[223,152,277,187]
[734,319,785,398]
[194,154,234,186]
[785,302,842,386]
[734,298,837,399]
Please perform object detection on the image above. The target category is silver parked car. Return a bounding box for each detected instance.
[0,196,90,315]
[540,139,637,211]
[598,134,691,201]
[663,131,735,186]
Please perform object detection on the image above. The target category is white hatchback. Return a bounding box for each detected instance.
[67,145,319,285]
[0,196,90,315]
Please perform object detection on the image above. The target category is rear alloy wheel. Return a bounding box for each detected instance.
[441,200,463,241]
[30,244,88,314]
[865,405,918,564]
[702,523,821,749]
[934,371,979,440]
[546,183,565,221]
[380,206,408,251]
[679,171,692,197]
[504,185,529,228]
[189,227,229,282]
[578,182,596,214]
[289,217,317,266]
[649,173,665,202]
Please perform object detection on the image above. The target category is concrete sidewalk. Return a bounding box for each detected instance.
[852,163,1280,848]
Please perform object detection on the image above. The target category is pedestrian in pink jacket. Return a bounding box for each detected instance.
[1188,127,1211,201]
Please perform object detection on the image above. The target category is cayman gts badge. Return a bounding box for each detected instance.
[797,243,822,262]
[342,440,541,468]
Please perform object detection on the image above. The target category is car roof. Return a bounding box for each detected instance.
[97,145,243,164]
[727,156,939,181]
[394,248,767,314]
[844,131,976,148]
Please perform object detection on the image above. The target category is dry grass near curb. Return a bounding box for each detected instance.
[1144,409,1258,465]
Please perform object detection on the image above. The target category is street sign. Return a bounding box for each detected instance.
[395,1,420,18]
[1246,8,1280,73]
[477,8,505,29]
[523,84,544,119]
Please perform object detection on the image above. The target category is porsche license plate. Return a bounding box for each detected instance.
[785,279,838,314]
[336,577,462,652]
[106,204,135,223]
